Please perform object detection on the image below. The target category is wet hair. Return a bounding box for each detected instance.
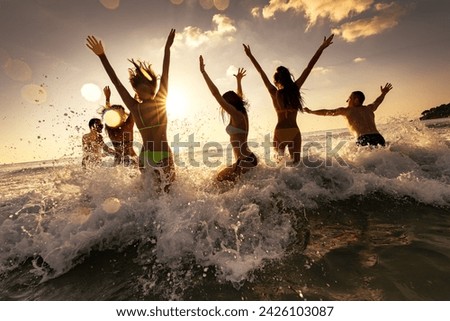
[128,59,157,90]
[88,118,102,129]
[221,91,248,122]
[109,104,125,112]
[274,66,303,111]
[352,91,365,105]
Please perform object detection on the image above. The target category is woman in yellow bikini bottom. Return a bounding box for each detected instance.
[273,127,301,163]
[139,150,175,193]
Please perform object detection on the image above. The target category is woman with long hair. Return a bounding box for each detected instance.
[86,29,176,192]
[199,55,257,182]
[243,35,334,164]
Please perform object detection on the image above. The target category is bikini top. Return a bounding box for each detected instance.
[276,107,299,119]
[137,101,167,131]
[226,124,247,135]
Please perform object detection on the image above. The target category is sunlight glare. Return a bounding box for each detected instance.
[81,83,102,102]
[167,87,188,119]
[103,109,124,128]
[170,0,184,4]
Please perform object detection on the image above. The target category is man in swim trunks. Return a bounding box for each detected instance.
[304,83,393,147]
[82,118,115,168]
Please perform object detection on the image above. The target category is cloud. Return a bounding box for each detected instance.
[312,66,332,74]
[177,14,236,48]
[254,1,406,42]
[257,0,374,28]
[353,57,366,63]
[332,3,406,42]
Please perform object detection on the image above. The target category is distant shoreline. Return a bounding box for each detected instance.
[420,103,450,120]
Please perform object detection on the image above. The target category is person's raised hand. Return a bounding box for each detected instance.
[166,28,176,48]
[321,34,334,49]
[381,83,393,94]
[243,44,252,56]
[86,35,105,56]
[234,68,246,81]
[199,55,205,73]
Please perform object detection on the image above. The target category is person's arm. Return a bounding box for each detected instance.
[86,36,137,110]
[234,68,246,98]
[304,106,345,116]
[100,136,115,155]
[295,34,334,88]
[243,44,277,96]
[103,86,111,108]
[199,55,241,119]
[368,83,393,112]
[158,28,175,98]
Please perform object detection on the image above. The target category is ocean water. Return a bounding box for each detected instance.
[0,119,449,301]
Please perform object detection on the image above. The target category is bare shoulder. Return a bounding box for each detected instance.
[334,107,348,115]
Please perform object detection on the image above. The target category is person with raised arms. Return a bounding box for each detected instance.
[304,83,393,147]
[243,35,334,164]
[199,55,257,182]
[86,29,176,192]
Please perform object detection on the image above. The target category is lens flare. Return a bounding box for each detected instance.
[81,83,102,102]
[4,59,32,81]
[99,0,120,10]
[101,197,121,214]
[21,84,47,104]
[199,0,214,9]
[103,109,124,128]
[214,0,229,11]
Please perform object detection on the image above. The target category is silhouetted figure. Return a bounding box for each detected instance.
[82,118,115,168]
[243,35,334,164]
[200,55,257,182]
[101,86,137,166]
[304,83,393,147]
[86,29,176,192]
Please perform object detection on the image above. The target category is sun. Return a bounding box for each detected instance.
[166,86,188,119]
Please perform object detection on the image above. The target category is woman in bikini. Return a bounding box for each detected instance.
[86,29,176,192]
[243,34,334,164]
[199,55,257,182]
[101,86,138,166]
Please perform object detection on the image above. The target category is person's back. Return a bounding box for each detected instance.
[243,35,334,163]
[344,104,379,137]
[304,83,393,147]
[86,29,176,192]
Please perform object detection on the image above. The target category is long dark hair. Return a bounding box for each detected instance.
[221,90,248,122]
[274,66,303,112]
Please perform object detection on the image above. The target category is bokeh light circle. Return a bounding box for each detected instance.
[81,83,102,102]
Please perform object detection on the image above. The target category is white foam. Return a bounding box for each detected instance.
[0,118,449,285]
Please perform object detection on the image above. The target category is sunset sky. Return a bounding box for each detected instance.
[0,0,449,164]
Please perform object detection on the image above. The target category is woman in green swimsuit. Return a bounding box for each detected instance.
[86,29,176,192]
[199,55,257,182]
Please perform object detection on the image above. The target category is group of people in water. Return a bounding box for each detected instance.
[82,28,393,192]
